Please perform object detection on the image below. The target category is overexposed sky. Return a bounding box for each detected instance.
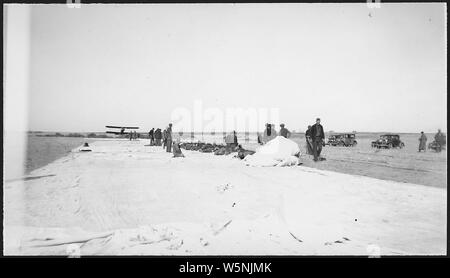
[21,3,447,132]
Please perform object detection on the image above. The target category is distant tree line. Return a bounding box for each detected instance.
[36,132,110,138]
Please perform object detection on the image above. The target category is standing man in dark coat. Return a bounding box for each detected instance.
[154,128,162,146]
[162,128,167,149]
[310,118,325,162]
[149,128,155,146]
[166,123,173,153]
[434,129,446,152]
[232,130,238,147]
[305,125,313,155]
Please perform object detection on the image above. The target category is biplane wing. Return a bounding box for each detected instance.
[105,126,139,129]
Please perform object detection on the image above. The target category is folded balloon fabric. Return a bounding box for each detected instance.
[244,136,301,167]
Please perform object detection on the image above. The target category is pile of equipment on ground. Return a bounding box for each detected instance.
[179,142,255,159]
[179,136,302,167]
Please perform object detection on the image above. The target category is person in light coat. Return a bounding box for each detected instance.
[258,123,277,144]
[418,131,427,152]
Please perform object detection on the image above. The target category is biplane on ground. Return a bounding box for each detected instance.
[105,125,139,136]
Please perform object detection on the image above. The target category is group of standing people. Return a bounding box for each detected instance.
[148,128,163,146]
[128,131,139,140]
[148,124,180,155]
[144,119,445,161]
[418,129,446,152]
[258,123,292,144]
[257,120,324,162]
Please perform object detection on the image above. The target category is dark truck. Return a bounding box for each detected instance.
[371,134,405,149]
[327,133,357,147]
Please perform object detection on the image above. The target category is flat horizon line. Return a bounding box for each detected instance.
[26,130,446,134]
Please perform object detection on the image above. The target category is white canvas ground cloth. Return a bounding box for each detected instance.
[243,136,301,167]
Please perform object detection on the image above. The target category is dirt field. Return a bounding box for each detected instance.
[289,133,446,188]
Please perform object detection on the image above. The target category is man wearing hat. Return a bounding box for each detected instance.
[149,128,155,146]
[418,131,427,152]
[279,124,291,138]
[305,125,313,155]
[162,128,167,149]
[310,118,325,162]
[166,123,173,153]
[434,129,446,152]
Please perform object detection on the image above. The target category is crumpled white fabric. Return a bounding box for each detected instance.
[244,136,301,167]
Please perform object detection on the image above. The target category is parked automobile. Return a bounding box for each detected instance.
[326,134,343,146]
[341,133,357,147]
[371,134,405,149]
[327,133,357,147]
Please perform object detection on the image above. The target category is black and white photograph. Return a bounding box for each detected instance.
[3,1,447,258]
